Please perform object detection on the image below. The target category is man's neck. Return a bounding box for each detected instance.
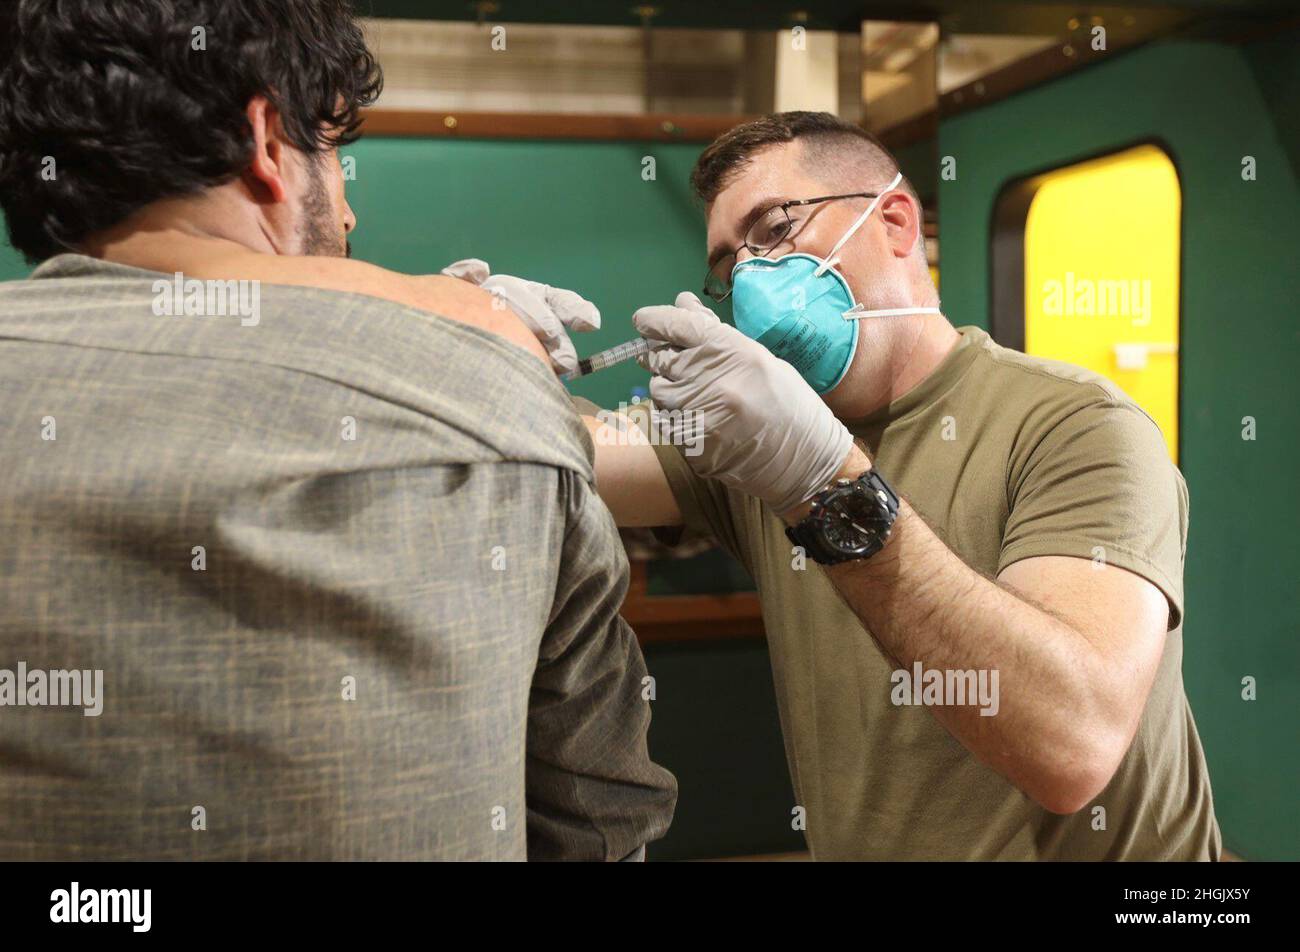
[86,229,252,274]
[80,187,282,272]
[889,313,961,403]
[829,313,961,420]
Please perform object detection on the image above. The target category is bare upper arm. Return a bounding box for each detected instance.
[998,555,1169,737]
[580,413,682,528]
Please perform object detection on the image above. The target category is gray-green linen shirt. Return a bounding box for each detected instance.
[0,254,676,860]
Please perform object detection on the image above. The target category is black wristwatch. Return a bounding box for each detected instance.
[785,469,900,565]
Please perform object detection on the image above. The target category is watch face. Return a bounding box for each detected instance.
[819,485,890,557]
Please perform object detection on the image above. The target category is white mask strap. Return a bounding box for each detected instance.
[842,305,942,321]
[813,170,903,277]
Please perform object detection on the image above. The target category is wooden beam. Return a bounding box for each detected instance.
[360,108,754,143]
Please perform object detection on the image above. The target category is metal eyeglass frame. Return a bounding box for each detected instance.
[702,191,883,303]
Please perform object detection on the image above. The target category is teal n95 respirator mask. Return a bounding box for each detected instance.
[729,171,940,394]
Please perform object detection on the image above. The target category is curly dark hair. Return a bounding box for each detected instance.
[0,0,382,262]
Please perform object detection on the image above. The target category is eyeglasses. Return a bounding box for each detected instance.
[702,192,882,303]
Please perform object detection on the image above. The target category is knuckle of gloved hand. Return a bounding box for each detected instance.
[648,377,675,407]
[487,275,535,308]
[632,310,670,341]
[655,356,680,381]
[564,298,600,330]
[705,320,735,342]
[551,287,581,311]
[645,348,676,376]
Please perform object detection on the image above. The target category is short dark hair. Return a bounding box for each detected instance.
[0,0,382,262]
[691,111,913,206]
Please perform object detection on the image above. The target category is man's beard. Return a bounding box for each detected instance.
[299,156,349,258]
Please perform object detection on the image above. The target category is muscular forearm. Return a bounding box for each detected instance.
[788,449,1130,813]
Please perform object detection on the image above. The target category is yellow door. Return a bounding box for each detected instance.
[1023,144,1181,461]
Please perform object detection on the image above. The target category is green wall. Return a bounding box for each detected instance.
[343,136,712,411]
[0,229,26,280]
[938,34,1300,860]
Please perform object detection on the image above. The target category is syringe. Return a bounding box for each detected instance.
[562,336,666,381]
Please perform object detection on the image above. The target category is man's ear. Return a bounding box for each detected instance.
[879,191,922,259]
[244,95,289,204]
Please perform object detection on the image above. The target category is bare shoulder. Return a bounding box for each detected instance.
[405,272,550,366]
[175,250,550,366]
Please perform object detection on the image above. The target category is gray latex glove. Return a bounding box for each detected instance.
[632,292,855,515]
[440,258,600,374]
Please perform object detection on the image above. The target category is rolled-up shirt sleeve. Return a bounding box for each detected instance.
[999,400,1188,629]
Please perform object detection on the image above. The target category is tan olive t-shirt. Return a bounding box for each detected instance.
[650,325,1220,860]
